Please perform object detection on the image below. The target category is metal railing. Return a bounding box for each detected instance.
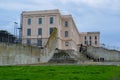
[100,44,120,51]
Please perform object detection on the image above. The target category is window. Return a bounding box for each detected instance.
[95,36,97,40]
[65,31,68,37]
[95,41,97,45]
[89,41,92,46]
[50,17,53,24]
[37,39,42,46]
[89,36,92,40]
[27,18,31,25]
[65,41,69,46]
[38,18,42,24]
[84,41,87,45]
[27,29,31,36]
[49,28,54,35]
[27,39,31,45]
[38,28,42,35]
[84,36,87,40]
[65,21,68,27]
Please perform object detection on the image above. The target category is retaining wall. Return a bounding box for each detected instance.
[87,46,120,61]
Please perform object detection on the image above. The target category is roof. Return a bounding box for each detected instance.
[22,9,60,15]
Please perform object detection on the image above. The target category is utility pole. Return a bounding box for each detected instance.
[18,27,22,43]
[14,22,18,37]
[14,22,18,43]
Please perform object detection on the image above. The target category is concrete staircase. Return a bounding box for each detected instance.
[48,50,78,63]
[79,45,120,62]
[79,46,98,62]
[87,46,120,61]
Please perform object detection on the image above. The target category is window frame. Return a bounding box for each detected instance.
[89,41,92,46]
[65,21,68,27]
[84,36,87,40]
[49,28,54,35]
[27,18,31,25]
[27,28,31,36]
[65,31,68,37]
[65,41,69,46]
[84,41,87,45]
[95,41,97,45]
[95,36,97,40]
[37,39,42,46]
[89,36,92,40]
[27,39,31,45]
[38,18,42,24]
[38,28,42,35]
[50,17,54,24]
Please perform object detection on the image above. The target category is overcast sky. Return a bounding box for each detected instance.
[0,0,120,48]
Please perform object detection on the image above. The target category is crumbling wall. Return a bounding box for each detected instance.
[41,28,57,62]
[87,46,120,61]
[0,43,42,65]
[0,28,58,65]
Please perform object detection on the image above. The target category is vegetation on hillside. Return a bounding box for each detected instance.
[0,65,120,80]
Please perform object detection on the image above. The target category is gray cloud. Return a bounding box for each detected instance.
[0,0,120,48]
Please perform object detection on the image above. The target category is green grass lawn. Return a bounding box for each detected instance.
[0,65,120,80]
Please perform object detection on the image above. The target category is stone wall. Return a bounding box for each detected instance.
[0,28,58,65]
[87,46,120,61]
[0,43,41,65]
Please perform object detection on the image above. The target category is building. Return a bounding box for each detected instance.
[21,9,100,51]
[79,32,100,47]
[0,30,16,43]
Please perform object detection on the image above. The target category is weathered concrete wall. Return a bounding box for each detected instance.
[0,43,55,65]
[87,46,120,61]
[0,43,40,65]
[0,28,57,65]
[0,43,56,65]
